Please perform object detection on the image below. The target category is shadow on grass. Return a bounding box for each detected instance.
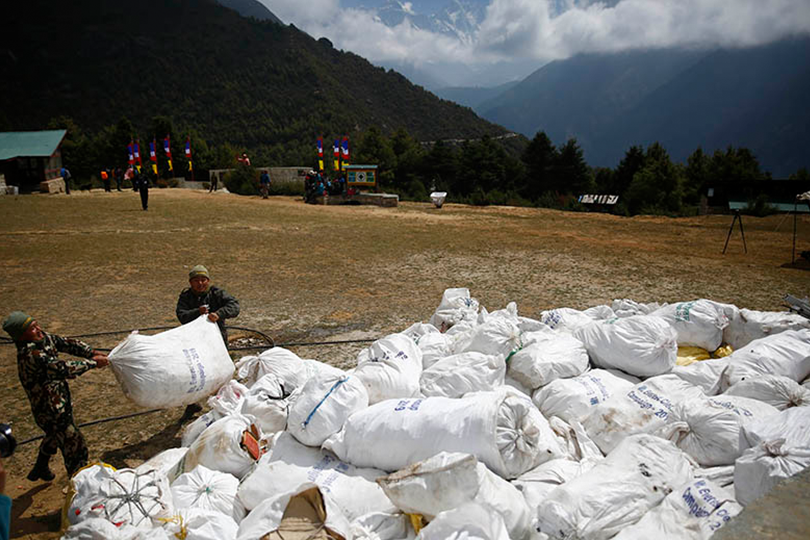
[10,483,60,538]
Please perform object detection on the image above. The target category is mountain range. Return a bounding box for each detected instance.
[474,39,810,177]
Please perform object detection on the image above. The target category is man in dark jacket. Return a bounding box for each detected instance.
[3,311,109,481]
[176,265,240,346]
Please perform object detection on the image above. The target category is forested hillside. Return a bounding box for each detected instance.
[0,0,504,153]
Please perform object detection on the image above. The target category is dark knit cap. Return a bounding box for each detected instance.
[3,311,35,341]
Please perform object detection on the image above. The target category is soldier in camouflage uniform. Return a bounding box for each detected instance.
[3,311,109,481]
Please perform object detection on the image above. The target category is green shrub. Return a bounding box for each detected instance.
[224,164,258,196]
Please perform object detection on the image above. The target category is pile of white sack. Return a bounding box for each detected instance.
[63,289,810,540]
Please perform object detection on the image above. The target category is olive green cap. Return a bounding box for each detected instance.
[3,311,35,341]
[189,265,209,279]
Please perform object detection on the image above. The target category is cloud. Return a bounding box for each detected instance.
[261,0,810,82]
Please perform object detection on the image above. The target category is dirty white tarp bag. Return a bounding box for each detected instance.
[671,358,730,396]
[723,374,810,410]
[238,432,393,520]
[109,317,235,408]
[539,308,597,334]
[236,483,351,540]
[612,478,741,540]
[420,352,505,398]
[182,412,220,448]
[695,465,735,488]
[287,373,369,447]
[171,465,243,523]
[377,452,531,540]
[582,374,705,454]
[180,380,251,447]
[61,517,166,540]
[508,334,589,390]
[535,434,695,540]
[532,368,638,424]
[182,414,259,479]
[611,299,665,318]
[239,374,288,434]
[657,395,779,466]
[235,347,308,390]
[416,503,510,540]
[324,389,563,479]
[737,405,810,453]
[353,333,423,404]
[136,448,188,484]
[723,308,810,349]
[455,316,523,359]
[415,332,453,369]
[512,458,599,512]
[574,316,678,378]
[350,512,415,540]
[651,300,729,351]
[721,330,810,389]
[429,288,480,331]
[68,465,174,529]
[403,322,440,339]
[162,508,239,540]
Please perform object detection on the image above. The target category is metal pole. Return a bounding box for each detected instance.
[738,211,747,254]
[722,212,737,254]
[793,200,798,264]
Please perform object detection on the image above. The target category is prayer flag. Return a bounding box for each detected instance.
[341,137,350,169]
[163,136,173,171]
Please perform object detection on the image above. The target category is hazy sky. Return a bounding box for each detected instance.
[260,0,810,82]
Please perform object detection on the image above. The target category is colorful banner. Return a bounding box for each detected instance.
[134,141,143,172]
[341,137,350,170]
[333,139,340,171]
[316,137,324,171]
[185,138,193,171]
[163,136,173,171]
[149,140,158,175]
[127,143,135,165]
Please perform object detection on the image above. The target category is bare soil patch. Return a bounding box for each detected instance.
[2,188,809,538]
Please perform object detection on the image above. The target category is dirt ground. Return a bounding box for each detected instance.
[1,188,809,539]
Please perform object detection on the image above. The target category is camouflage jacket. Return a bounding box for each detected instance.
[176,285,240,339]
[16,333,97,420]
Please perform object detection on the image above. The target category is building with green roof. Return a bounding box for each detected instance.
[0,129,67,192]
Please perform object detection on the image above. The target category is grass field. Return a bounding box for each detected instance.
[2,188,810,538]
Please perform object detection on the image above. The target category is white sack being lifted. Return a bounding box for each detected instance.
[611,478,741,540]
[651,300,729,351]
[658,395,779,466]
[535,434,695,540]
[723,374,810,410]
[377,452,531,540]
[324,389,563,479]
[532,368,638,424]
[420,352,505,398]
[582,374,705,454]
[723,308,810,349]
[720,329,810,390]
[109,317,235,408]
[238,432,394,521]
[574,315,677,378]
[508,333,589,390]
[429,287,479,332]
[352,333,423,404]
[287,373,369,447]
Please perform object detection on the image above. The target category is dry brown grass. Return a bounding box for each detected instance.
[1,188,809,538]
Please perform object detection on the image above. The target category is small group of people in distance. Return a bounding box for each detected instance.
[2,265,239,493]
[304,170,347,203]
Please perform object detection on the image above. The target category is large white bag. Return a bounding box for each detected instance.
[109,317,235,408]
[353,333,423,404]
[651,300,729,351]
[611,299,665,318]
[182,414,259,479]
[287,373,368,447]
[512,458,599,513]
[324,389,563,479]
[239,374,288,434]
[539,308,597,333]
[416,503,510,540]
[738,403,810,452]
[420,352,505,398]
[582,374,705,454]
[723,374,810,410]
[574,316,677,377]
[508,334,589,390]
[721,330,810,389]
[455,316,523,359]
[235,347,308,391]
[62,518,161,540]
[350,512,415,540]
[658,395,779,466]
[415,332,453,369]
[429,287,480,331]
[163,508,239,540]
[136,447,188,484]
[532,369,638,423]
[238,432,393,521]
[377,452,531,540]
[67,465,174,530]
[671,358,730,396]
[724,308,810,349]
[535,434,695,540]
[171,465,243,523]
[611,478,741,540]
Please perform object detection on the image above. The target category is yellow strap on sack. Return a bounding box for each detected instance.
[159,515,188,539]
[407,513,426,534]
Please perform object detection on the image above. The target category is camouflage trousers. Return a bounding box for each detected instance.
[36,412,88,477]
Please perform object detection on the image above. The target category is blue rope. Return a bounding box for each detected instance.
[302,377,349,428]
